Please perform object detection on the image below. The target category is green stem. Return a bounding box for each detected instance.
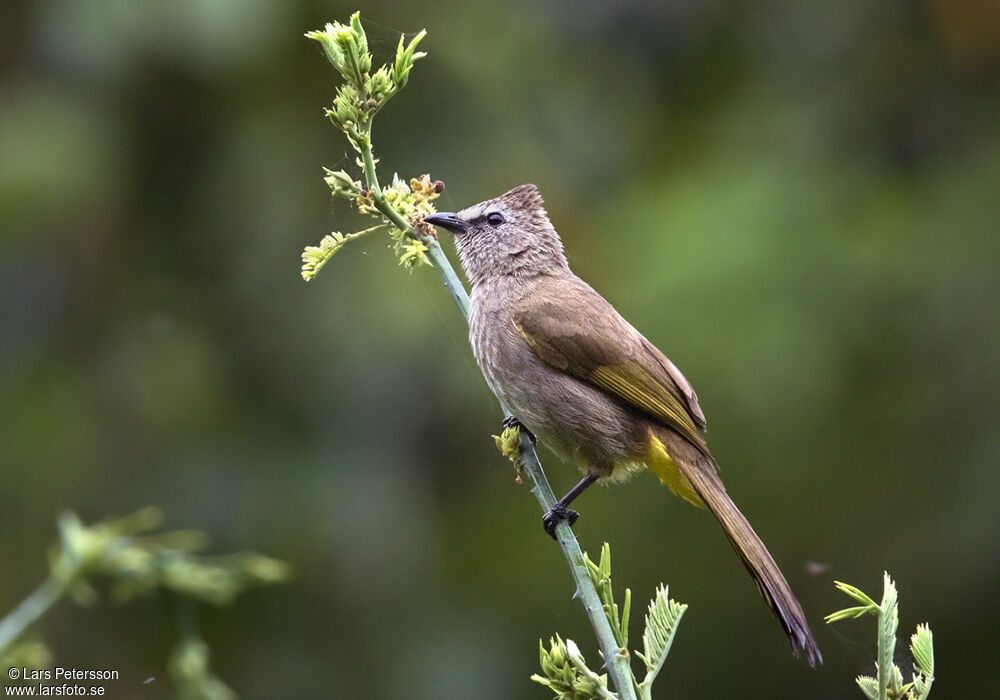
[424,240,470,321]
[342,223,389,244]
[517,431,635,699]
[568,640,625,700]
[877,581,898,700]
[355,128,635,699]
[877,612,889,700]
[0,576,67,654]
[358,124,412,233]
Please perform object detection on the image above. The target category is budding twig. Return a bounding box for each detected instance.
[303,14,637,699]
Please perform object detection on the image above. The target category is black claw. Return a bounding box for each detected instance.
[542,502,580,539]
[502,416,536,445]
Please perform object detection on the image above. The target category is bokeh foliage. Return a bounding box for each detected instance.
[1,0,998,697]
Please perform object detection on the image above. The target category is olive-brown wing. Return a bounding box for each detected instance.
[511,284,708,453]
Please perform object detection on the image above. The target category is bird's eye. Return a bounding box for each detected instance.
[486,212,505,226]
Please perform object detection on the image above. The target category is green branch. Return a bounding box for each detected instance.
[0,577,65,654]
[528,542,685,699]
[826,573,935,700]
[0,508,289,698]
[303,14,637,699]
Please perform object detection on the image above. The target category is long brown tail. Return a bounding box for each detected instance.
[650,429,822,666]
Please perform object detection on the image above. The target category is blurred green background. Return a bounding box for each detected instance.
[2,0,999,697]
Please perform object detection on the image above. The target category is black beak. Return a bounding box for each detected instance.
[423,212,467,234]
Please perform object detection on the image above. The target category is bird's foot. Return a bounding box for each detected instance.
[502,416,536,445]
[542,502,580,539]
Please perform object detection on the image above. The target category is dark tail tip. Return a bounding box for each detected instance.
[770,586,822,666]
[793,629,823,667]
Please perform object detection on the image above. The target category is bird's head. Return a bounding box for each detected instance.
[424,184,568,286]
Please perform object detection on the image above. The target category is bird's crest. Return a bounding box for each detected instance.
[498,183,543,208]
